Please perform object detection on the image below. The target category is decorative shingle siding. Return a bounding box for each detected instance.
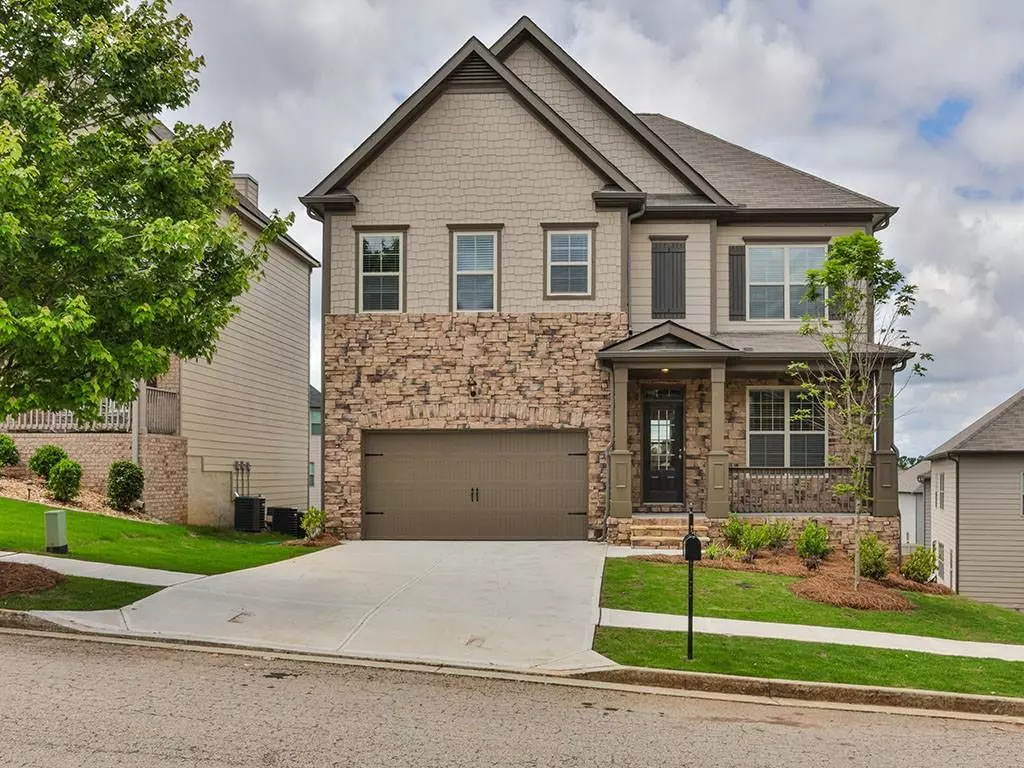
[504,41,689,195]
[334,89,622,315]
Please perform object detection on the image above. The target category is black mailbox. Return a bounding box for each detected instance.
[683,532,702,562]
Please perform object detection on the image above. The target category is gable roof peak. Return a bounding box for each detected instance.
[927,386,1024,458]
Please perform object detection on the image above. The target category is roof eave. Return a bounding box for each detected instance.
[232,199,319,268]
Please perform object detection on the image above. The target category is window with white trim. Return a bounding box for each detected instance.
[453,232,497,311]
[747,245,826,320]
[359,233,402,312]
[938,473,945,509]
[748,388,826,467]
[546,231,591,296]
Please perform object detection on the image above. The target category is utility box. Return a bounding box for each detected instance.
[44,509,68,554]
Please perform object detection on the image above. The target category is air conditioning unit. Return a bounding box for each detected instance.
[268,507,303,538]
[234,495,266,533]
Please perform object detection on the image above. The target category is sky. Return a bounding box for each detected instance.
[169,0,1024,459]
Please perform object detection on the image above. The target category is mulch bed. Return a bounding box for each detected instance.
[0,476,161,523]
[282,533,340,548]
[881,573,954,595]
[0,562,65,597]
[790,574,912,611]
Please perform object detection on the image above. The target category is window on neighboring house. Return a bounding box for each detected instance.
[453,232,497,311]
[545,230,591,297]
[1020,472,1024,516]
[359,233,403,312]
[938,472,945,509]
[747,245,826,320]
[936,542,945,579]
[310,410,322,436]
[748,388,826,467]
[308,462,315,488]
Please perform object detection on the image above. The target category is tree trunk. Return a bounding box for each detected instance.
[853,497,862,591]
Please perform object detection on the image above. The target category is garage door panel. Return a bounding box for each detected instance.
[362,430,588,540]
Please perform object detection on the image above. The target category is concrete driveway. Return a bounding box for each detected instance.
[36,541,612,672]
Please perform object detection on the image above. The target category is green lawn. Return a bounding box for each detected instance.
[0,496,317,575]
[0,575,160,611]
[595,627,1024,699]
[602,559,1024,645]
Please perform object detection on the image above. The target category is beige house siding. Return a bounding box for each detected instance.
[715,225,869,332]
[503,41,689,195]
[181,231,311,525]
[332,89,621,315]
[309,426,322,510]
[957,455,1024,609]
[929,457,957,589]
[630,220,713,333]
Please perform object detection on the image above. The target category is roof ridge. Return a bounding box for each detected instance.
[927,386,1024,457]
[638,112,891,209]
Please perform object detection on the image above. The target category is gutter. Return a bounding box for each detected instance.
[951,453,960,593]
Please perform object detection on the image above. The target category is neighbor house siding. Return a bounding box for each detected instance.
[957,454,1024,609]
[715,225,868,331]
[503,40,689,195]
[181,232,311,526]
[331,89,621,315]
[929,458,957,589]
[630,220,713,333]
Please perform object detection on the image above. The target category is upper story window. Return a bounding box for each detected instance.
[359,233,403,312]
[453,232,497,312]
[545,229,592,298]
[310,409,322,435]
[747,244,826,320]
[748,388,826,468]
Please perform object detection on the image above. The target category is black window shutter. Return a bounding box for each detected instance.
[651,241,686,318]
[728,245,746,320]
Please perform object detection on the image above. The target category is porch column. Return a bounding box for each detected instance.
[872,365,898,517]
[609,364,632,518]
[706,365,729,518]
[131,380,146,464]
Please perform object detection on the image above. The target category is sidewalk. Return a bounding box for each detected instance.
[601,608,1024,663]
[0,551,202,587]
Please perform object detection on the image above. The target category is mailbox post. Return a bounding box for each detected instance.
[681,505,702,661]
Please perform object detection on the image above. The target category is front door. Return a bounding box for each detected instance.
[643,388,685,503]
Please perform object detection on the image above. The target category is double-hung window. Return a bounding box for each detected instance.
[359,233,403,312]
[453,232,497,311]
[546,230,592,297]
[747,244,826,320]
[748,388,826,467]
[310,410,322,436]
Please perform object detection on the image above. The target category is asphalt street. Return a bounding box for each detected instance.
[1,632,1021,767]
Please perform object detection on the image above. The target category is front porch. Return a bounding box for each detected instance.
[599,322,898,527]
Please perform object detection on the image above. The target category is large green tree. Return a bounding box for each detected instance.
[0,0,292,419]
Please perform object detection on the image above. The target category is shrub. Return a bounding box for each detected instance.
[795,520,830,560]
[0,434,19,469]
[107,461,145,511]
[29,444,68,481]
[859,534,889,579]
[740,523,771,559]
[301,506,325,539]
[764,520,792,552]
[722,513,745,548]
[48,458,82,502]
[900,546,938,583]
[705,541,725,560]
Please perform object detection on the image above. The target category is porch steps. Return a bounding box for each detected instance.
[630,518,710,550]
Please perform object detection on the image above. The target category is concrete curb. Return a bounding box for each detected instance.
[576,666,1024,718]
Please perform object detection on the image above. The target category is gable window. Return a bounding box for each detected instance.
[748,388,826,468]
[359,233,403,312]
[545,229,592,297]
[310,410,322,436]
[453,232,497,311]
[747,245,826,320]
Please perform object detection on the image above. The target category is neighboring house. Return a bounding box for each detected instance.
[301,17,906,547]
[898,460,929,552]
[924,389,1024,609]
[3,173,318,525]
[309,385,323,510]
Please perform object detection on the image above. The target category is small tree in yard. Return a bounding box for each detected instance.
[0,1,293,421]
[788,233,930,590]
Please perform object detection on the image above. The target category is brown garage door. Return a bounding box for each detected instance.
[362,431,588,540]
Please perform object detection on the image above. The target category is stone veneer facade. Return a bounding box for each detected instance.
[323,312,628,539]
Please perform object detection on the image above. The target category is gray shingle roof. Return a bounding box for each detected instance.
[309,385,322,409]
[928,388,1024,457]
[899,460,930,493]
[637,113,893,210]
[713,332,906,357]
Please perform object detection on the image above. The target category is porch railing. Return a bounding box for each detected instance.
[144,387,179,435]
[728,466,873,515]
[1,399,132,433]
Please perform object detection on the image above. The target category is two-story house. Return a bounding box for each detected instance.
[301,17,904,548]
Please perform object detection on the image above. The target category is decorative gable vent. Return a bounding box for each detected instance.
[446,53,502,88]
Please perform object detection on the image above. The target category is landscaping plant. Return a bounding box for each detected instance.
[301,506,326,540]
[900,546,937,583]
[722,513,745,548]
[795,520,830,561]
[28,444,68,481]
[107,461,145,511]
[739,523,771,561]
[859,534,889,579]
[764,520,792,552]
[787,233,930,589]
[0,434,19,471]
[48,458,82,502]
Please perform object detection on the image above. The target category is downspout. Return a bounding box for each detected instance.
[951,453,960,593]
[626,201,647,335]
